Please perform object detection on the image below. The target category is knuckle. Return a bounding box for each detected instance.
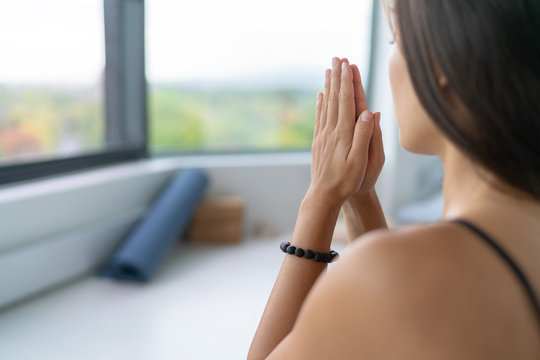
[330,130,342,144]
[317,128,328,141]
[321,128,336,143]
[338,92,352,104]
[311,137,322,150]
[321,100,328,113]
[329,90,339,103]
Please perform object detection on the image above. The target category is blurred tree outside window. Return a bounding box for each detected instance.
[0,0,105,165]
[0,0,374,165]
[147,0,373,153]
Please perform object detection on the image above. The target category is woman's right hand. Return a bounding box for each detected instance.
[306,57,378,209]
[348,61,385,198]
[341,60,387,241]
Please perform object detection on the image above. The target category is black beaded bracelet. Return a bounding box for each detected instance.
[279,241,339,263]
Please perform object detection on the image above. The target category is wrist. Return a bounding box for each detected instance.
[299,193,342,223]
[347,188,387,231]
[348,188,377,205]
[304,187,345,212]
[291,192,342,252]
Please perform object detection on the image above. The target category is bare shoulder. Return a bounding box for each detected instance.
[344,222,470,278]
[339,223,473,305]
[270,223,537,359]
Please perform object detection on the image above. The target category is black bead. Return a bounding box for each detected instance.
[321,253,330,263]
[281,242,339,264]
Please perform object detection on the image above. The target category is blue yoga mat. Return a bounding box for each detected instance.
[101,169,209,282]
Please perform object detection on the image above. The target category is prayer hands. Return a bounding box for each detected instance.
[307,57,385,208]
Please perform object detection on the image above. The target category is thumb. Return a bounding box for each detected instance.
[350,110,374,160]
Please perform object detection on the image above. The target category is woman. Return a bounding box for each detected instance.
[248,0,540,358]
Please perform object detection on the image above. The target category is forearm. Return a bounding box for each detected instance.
[342,189,387,242]
[342,198,366,243]
[248,195,341,360]
[249,56,380,358]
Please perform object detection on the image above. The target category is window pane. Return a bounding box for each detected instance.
[147,0,373,152]
[0,0,105,165]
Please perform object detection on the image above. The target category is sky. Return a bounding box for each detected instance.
[147,0,373,89]
[0,0,372,89]
[0,0,105,85]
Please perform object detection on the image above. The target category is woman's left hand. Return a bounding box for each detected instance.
[307,57,375,208]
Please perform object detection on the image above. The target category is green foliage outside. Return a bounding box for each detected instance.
[0,85,316,163]
[0,86,104,162]
[149,86,316,153]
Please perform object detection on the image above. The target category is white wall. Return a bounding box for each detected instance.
[0,154,312,309]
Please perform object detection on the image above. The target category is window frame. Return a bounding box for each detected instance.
[0,0,380,186]
[0,0,147,186]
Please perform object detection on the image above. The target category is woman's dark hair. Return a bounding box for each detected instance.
[394,0,540,199]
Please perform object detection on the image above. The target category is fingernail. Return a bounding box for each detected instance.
[341,62,347,73]
[333,57,339,67]
[360,111,372,122]
[325,69,331,79]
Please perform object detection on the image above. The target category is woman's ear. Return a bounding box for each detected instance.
[438,75,449,90]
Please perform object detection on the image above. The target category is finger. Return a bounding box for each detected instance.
[326,57,342,129]
[351,64,368,120]
[320,69,331,131]
[341,58,355,117]
[337,62,355,141]
[369,112,385,168]
[314,92,323,137]
[349,110,374,164]
[361,112,384,185]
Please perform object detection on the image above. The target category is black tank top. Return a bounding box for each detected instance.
[452,219,540,318]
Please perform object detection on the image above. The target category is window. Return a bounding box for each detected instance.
[0,0,375,184]
[147,0,374,153]
[0,0,146,185]
[0,1,105,163]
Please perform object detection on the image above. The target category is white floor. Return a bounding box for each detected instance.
[0,234,347,360]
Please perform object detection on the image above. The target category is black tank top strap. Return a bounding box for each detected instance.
[451,218,540,318]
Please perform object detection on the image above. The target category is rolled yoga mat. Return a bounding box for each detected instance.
[100,169,209,282]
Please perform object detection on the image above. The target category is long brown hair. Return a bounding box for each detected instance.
[394,0,540,199]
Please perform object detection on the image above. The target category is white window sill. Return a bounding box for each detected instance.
[0,152,312,204]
